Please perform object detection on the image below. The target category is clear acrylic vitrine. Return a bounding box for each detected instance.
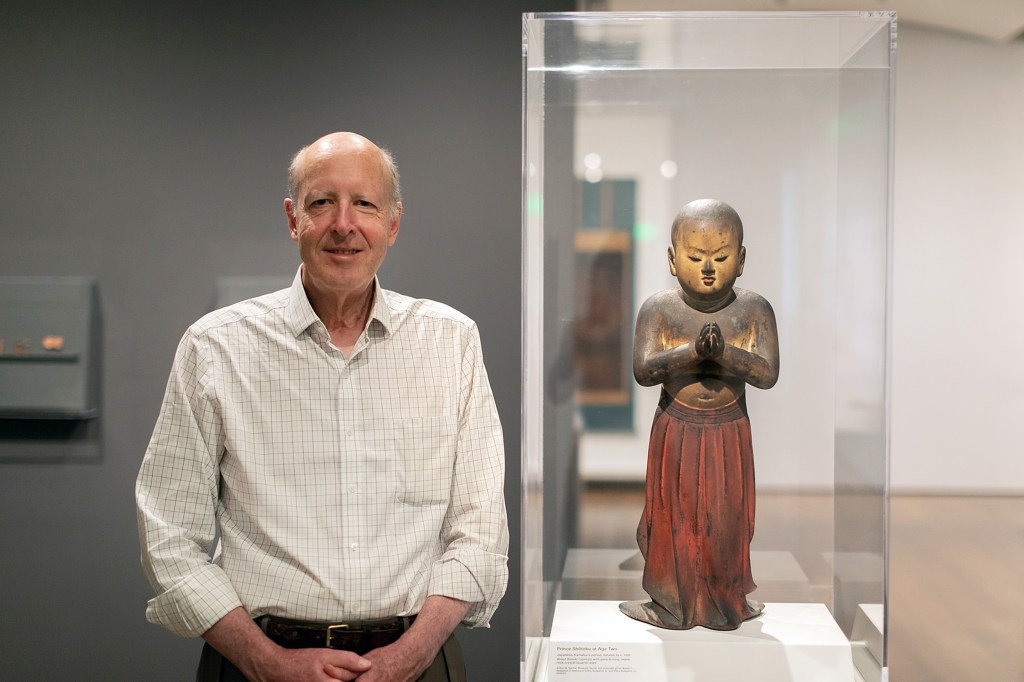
[522,11,894,682]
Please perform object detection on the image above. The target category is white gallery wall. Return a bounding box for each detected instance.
[578,23,1024,494]
[890,25,1024,493]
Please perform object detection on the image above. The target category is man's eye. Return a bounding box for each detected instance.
[308,198,331,208]
[354,199,375,208]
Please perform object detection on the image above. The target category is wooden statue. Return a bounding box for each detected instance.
[619,199,780,630]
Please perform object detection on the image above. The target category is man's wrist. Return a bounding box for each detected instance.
[202,607,280,681]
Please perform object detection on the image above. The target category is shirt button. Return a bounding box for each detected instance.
[348,485,357,494]
[350,542,359,550]
[345,427,353,437]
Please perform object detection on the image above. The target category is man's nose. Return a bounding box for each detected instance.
[331,205,355,233]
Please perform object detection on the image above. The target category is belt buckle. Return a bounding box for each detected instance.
[326,623,353,648]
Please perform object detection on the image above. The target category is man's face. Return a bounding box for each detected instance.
[668,219,745,302]
[285,140,401,301]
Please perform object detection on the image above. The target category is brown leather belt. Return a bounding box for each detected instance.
[256,614,415,655]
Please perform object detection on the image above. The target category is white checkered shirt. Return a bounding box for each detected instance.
[136,270,509,638]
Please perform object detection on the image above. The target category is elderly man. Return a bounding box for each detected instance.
[136,132,509,682]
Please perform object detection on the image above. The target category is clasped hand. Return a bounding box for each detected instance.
[256,639,429,682]
[694,321,724,360]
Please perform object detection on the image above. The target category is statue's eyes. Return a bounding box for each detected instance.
[715,256,729,263]
[688,256,701,262]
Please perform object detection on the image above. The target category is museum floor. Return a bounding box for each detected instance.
[577,487,1024,682]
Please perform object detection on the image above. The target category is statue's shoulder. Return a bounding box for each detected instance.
[643,287,682,305]
[638,288,683,316]
[732,287,776,316]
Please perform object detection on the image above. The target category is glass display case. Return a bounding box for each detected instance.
[522,12,894,682]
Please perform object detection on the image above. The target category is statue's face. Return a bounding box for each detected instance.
[668,219,745,302]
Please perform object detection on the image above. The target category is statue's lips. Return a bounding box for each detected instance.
[701,277,715,285]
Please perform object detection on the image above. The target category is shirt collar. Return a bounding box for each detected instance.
[284,266,393,339]
[367,278,393,337]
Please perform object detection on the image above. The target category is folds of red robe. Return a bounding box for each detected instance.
[620,391,762,631]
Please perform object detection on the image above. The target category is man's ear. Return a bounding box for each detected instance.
[284,198,299,241]
[387,201,403,246]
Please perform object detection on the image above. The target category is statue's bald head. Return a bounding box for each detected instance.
[671,199,743,245]
[287,132,402,220]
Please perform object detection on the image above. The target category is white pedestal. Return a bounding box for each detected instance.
[850,603,884,682]
[548,600,854,682]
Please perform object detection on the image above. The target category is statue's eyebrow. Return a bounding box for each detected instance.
[683,245,732,255]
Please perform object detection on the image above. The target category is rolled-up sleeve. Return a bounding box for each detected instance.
[135,330,242,638]
[429,324,509,627]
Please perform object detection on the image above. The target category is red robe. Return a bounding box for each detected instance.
[621,391,761,630]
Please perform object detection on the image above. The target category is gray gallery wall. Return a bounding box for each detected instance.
[0,1,571,679]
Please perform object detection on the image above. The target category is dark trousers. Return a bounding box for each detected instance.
[196,633,466,682]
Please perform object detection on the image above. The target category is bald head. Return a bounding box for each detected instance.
[288,132,402,220]
[671,199,743,245]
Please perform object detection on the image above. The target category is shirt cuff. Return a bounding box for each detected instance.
[145,564,244,638]
[427,552,508,628]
